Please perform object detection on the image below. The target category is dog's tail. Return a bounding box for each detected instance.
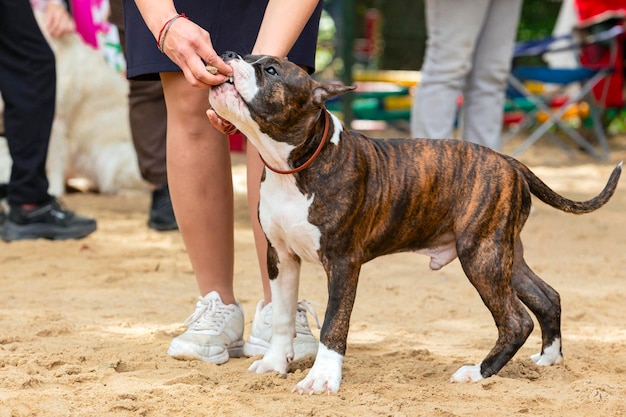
[504,155,622,214]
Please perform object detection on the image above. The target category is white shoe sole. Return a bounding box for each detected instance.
[243,336,318,361]
[168,339,245,364]
[243,335,270,357]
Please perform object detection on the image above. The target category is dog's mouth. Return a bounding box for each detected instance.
[209,74,243,115]
[213,75,236,92]
[216,75,235,89]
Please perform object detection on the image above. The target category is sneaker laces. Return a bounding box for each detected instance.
[296,300,321,331]
[183,297,233,333]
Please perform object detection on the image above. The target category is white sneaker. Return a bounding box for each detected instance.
[243,300,321,361]
[167,291,245,364]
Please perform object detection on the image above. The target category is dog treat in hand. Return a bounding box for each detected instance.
[205,65,219,75]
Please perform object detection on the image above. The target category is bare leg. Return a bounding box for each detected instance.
[246,146,272,305]
[161,72,236,304]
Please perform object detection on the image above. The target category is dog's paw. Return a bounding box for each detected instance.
[292,370,341,395]
[291,344,343,395]
[531,338,563,366]
[450,364,484,382]
[248,358,280,374]
[248,350,290,375]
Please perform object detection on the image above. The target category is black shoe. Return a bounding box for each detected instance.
[148,185,178,231]
[1,198,97,241]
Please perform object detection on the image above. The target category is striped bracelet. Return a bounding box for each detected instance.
[157,13,188,53]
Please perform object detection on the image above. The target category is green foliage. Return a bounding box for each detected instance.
[316,9,338,72]
[517,0,562,41]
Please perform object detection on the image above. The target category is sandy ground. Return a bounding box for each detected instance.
[1,131,625,417]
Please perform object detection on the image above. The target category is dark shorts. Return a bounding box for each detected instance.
[123,0,323,80]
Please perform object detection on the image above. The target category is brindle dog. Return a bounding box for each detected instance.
[208,53,622,394]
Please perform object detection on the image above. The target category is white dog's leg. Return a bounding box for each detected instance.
[450,363,484,382]
[293,343,344,394]
[46,120,68,196]
[531,338,563,366]
[0,137,11,186]
[248,252,300,375]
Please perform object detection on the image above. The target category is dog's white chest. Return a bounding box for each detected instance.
[259,174,322,263]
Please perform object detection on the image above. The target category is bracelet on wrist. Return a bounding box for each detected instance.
[157,13,188,53]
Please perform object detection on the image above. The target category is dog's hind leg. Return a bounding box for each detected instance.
[46,119,69,196]
[451,235,535,382]
[511,238,563,366]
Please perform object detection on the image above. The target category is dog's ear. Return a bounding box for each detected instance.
[312,82,356,106]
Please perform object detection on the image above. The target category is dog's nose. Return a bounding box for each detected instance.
[222,51,240,62]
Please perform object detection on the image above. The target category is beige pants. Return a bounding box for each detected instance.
[411,0,523,151]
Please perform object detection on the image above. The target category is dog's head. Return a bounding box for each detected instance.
[209,53,354,170]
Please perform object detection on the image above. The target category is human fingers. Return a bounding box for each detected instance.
[183,31,232,86]
[53,16,75,38]
[202,46,232,77]
[44,9,62,37]
[206,109,239,135]
[159,17,230,88]
[45,4,74,38]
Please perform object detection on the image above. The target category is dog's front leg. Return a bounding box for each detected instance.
[248,247,300,375]
[293,260,361,395]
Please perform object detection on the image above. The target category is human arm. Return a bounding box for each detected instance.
[41,0,75,39]
[252,0,320,57]
[206,0,320,133]
[207,0,320,133]
[132,0,232,87]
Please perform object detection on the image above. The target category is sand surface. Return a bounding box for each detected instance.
[1,133,625,416]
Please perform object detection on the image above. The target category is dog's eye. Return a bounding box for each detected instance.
[265,66,278,76]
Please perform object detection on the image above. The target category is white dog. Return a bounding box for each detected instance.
[0,12,146,196]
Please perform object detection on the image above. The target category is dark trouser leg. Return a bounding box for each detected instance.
[0,0,55,206]
[109,0,168,187]
[128,79,168,186]
[109,0,174,230]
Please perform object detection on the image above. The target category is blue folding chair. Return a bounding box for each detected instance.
[507,20,624,160]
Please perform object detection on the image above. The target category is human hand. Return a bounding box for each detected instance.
[44,2,75,39]
[159,16,232,88]
[206,108,239,135]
